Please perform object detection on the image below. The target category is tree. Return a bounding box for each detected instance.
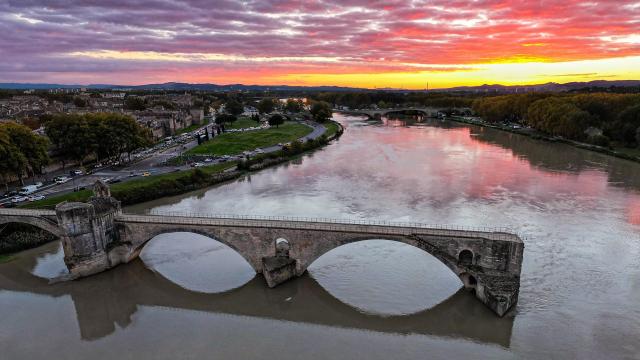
[125,96,146,111]
[0,123,49,185]
[225,99,244,116]
[73,96,88,108]
[215,114,236,125]
[251,114,261,124]
[284,99,303,113]
[257,98,277,114]
[0,128,26,190]
[614,104,640,146]
[44,113,150,167]
[268,114,285,128]
[527,97,593,139]
[310,101,332,122]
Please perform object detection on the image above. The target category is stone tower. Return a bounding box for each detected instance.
[56,181,121,278]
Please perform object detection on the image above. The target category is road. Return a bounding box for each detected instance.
[1,121,327,206]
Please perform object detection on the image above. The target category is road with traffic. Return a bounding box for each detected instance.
[1,120,326,207]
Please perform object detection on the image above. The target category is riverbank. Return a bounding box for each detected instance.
[448,116,640,164]
[186,122,312,156]
[22,120,343,210]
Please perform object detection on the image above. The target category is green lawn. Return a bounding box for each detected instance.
[187,122,313,156]
[0,254,16,264]
[21,189,93,209]
[21,162,237,209]
[325,121,340,138]
[227,117,262,130]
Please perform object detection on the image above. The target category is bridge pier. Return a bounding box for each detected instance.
[1,181,524,317]
[55,181,125,279]
[262,238,297,287]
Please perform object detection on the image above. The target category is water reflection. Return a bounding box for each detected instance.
[309,240,461,316]
[0,241,515,346]
[139,232,255,293]
[31,242,68,279]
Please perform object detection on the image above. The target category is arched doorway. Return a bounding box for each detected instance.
[458,249,474,266]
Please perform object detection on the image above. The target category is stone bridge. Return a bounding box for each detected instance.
[342,107,472,119]
[0,182,524,316]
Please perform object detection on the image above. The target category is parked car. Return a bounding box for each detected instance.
[54,176,71,184]
[70,169,83,176]
[142,172,151,177]
[2,190,18,198]
[18,185,39,195]
[193,162,204,168]
[11,196,28,203]
[204,158,213,163]
[28,195,45,202]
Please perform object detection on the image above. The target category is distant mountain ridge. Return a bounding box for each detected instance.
[0,82,365,92]
[0,80,639,92]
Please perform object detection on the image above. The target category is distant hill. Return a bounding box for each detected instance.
[442,80,640,93]
[0,82,365,92]
[0,80,639,92]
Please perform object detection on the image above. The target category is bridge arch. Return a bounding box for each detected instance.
[129,227,261,273]
[294,234,470,289]
[0,215,64,239]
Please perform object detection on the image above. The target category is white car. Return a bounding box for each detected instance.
[72,170,83,176]
[54,176,71,184]
[28,195,45,202]
[11,196,28,203]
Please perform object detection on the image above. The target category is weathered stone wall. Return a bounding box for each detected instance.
[115,220,523,315]
[0,214,63,238]
[0,205,524,316]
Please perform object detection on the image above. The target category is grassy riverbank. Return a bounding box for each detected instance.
[449,116,640,164]
[227,117,261,130]
[22,162,237,208]
[23,120,342,210]
[187,122,312,156]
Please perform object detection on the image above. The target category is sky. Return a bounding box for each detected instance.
[1,0,640,89]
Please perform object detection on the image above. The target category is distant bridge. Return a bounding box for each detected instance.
[340,107,472,118]
[0,181,524,316]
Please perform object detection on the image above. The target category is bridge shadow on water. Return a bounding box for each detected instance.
[0,248,516,347]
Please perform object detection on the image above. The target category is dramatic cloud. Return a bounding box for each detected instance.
[1,0,639,87]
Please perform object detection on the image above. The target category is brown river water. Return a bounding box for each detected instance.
[1,113,639,359]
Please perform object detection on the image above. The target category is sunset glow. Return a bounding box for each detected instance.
[2,1,639,88]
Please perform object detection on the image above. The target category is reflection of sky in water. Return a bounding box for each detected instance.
[308,240,461,316]
[31,242,68,279]
[140,232,255,293]
[128,113,640,349]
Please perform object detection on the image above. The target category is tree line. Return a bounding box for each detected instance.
[472,93,640,147]
[43,113,152,168]
[0,123,49,188]
[311,92,475,110]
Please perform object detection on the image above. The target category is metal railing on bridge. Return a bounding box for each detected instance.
[0,208,56,216]
[120,210,524,242]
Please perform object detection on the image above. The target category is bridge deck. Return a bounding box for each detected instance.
[0,208,56,217]
[119,212,522,243]
[0,208,522,243]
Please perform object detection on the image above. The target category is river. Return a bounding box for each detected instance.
[1,113,639,359]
